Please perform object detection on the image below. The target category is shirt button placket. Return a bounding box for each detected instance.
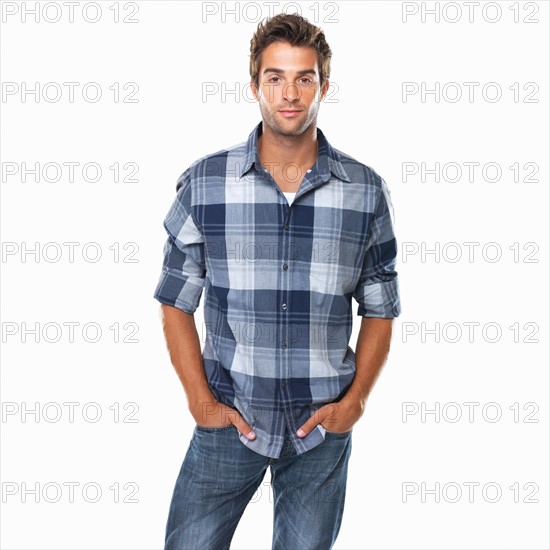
[281,205,291,416]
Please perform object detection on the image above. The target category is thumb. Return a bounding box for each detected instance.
[223,405,256,440]
[235,416,256,440]
[297,405,329,437]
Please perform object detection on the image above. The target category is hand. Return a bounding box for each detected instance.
[296,398,364,438]
[190,399,256,440]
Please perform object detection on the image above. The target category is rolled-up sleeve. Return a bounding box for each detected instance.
[353,177,401,318]
[153,171,206,314]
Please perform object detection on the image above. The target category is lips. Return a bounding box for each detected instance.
[278,109,302,117]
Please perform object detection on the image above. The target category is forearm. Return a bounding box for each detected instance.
[343,317,394,406]
[159,304,216,410]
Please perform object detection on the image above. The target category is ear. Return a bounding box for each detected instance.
[319,79,330,102]
[249,80,260,101]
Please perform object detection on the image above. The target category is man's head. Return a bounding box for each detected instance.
[249,13,332,137]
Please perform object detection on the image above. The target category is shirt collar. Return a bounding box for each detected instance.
[239,121,351,183]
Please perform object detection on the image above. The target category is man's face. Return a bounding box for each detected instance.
[251,41,329,137]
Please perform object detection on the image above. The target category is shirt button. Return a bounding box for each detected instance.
[282,303,287,310]
[283,224,289,230]
[281,379,287,388]
[282,263,289,271]
[281,340,287,349]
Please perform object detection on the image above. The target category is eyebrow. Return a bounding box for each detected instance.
[262,68,317,76]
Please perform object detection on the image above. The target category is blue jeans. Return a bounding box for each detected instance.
[165,423,353,549]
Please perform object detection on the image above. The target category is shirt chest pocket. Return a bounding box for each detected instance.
[308,265,359,303]
[307,226,365,299]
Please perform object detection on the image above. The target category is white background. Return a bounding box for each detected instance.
[1,1,548,549]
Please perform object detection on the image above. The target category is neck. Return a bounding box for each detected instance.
[258,122,318,170]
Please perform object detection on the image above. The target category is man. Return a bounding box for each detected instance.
[154,12,401,550]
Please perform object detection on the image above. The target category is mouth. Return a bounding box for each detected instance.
[278,109,302,117]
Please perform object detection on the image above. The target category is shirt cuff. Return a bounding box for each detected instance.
[153,269,203,314]
[356,277,401,318]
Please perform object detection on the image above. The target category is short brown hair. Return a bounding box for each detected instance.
[249,13,332,89]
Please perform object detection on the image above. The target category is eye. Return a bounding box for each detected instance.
[268,76,281,83]
[299,78,313,84]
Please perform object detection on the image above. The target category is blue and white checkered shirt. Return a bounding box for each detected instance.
[153,121,401,458]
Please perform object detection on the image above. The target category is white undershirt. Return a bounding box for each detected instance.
[283,191,297,205]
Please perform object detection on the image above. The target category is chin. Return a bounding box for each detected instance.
[276,127,306,137]
[277,119,308,134]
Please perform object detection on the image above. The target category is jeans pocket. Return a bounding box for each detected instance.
[195,423,235,432]
[324,428,352,438]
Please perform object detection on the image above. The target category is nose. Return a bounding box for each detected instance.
[282,82,300,103]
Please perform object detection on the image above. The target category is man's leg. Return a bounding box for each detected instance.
[270,430,353,550]
[165,424,269,550]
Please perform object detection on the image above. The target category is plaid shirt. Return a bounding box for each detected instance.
[153,121,401,458]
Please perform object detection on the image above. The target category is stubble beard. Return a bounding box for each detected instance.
[260,102,319,138]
